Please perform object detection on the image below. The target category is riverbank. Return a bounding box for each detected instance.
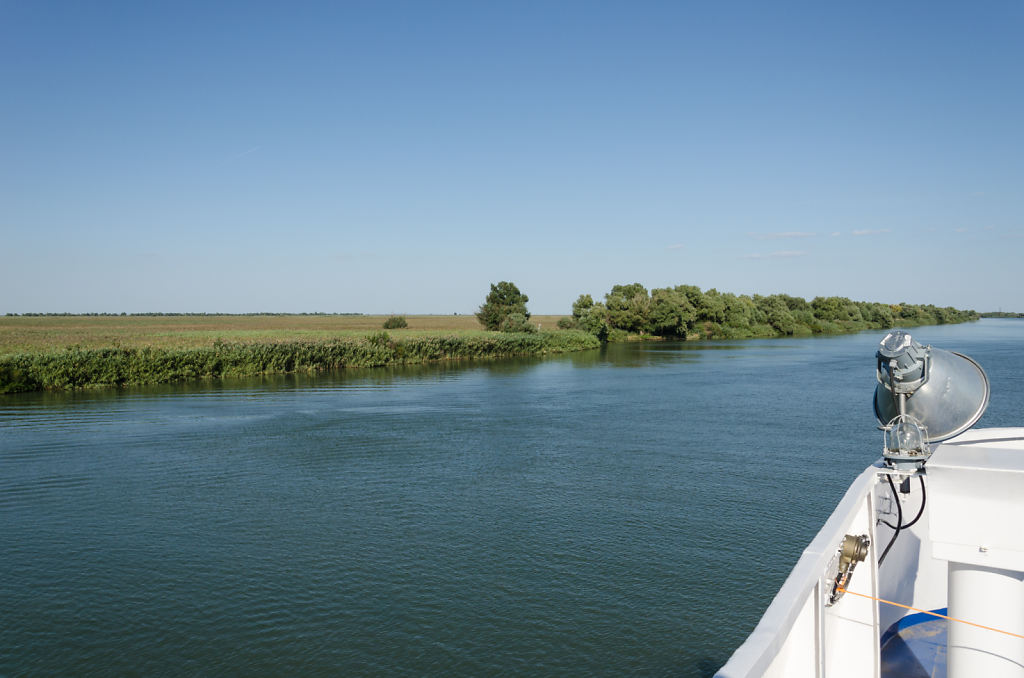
[0,312,981,394]
[0,330,599,393]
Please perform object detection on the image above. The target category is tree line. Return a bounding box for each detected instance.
[554,283,978,341]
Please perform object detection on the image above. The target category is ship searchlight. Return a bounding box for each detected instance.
[874,330,989,468]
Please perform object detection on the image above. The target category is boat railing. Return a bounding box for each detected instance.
[716,462,885,678]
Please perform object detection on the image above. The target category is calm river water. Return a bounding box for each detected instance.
[2,320,1023,677]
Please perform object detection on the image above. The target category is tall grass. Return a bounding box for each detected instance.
[0,331,600,394]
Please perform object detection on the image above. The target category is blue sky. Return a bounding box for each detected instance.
[2,1,1022,314]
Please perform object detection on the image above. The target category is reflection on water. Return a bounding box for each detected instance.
[1,320,1022,677]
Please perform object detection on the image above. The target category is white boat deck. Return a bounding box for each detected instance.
[717,428,1024,678]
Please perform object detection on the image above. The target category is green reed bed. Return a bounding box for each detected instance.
[0,330,600,394]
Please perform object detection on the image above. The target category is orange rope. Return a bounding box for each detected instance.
[836,587,1024,640]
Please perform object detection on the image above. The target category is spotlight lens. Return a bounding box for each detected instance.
[885,415,928,456]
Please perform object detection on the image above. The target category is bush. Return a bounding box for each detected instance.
[0,363,39,393]
[366,331,392,347]
[607,328,629,343]
[383,315,408,329]
[499,313,537,333]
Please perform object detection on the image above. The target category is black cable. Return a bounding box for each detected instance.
[879,475,927,530]
[878,474,903,567]
[900,475,927,530]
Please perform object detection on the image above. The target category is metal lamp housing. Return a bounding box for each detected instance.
[873,331,990,462]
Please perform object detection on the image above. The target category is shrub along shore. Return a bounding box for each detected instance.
[0,330,600,394]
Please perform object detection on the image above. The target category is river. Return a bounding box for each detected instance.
[2,319,1022,677]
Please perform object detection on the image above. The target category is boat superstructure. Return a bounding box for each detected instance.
[717,331,1024,678]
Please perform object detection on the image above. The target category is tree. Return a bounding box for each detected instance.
[577,302,611,341]
[755,294,797,335]
[811,296,846,321]
[605,283,650,333]
[649,287,696,336]
[555,294,594,331]
[560,293,611,339]
[476,281,530,330]
[572,294,595,319]
[694,288,727,324]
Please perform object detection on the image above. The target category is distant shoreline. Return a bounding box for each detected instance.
[0,312,983,394]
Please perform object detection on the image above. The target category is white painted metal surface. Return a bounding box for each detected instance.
[716,464,883,678]
[929,429,1024,677]
[929,429,1024,572]
[946,563,1024,678]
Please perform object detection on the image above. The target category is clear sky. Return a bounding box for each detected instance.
[3,1,1022,314]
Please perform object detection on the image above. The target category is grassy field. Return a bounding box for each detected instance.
[0,314,568,355]
[0,315,593,393]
